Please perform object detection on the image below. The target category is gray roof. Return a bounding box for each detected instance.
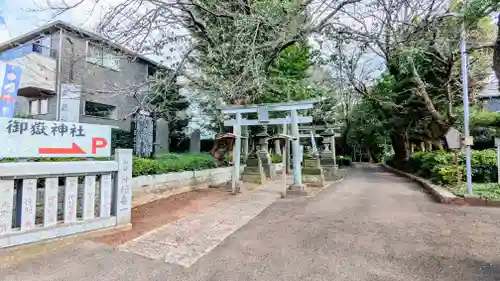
[0,20,160,67]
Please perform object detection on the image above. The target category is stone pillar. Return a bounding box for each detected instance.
[242,135,249,160]
[288,109,304,194]
[155,118,169,154]
[420,142,425,151]
[274,139,282,156]
[115,149,133,225]
[189,129,201,153]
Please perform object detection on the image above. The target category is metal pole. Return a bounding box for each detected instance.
[331,135,337,167]
[282,134,287,196]
[231,112,242,195]
[290,109,303,186]
[496,140,500,184]
[55,28,64,121]
[460,20,473,195]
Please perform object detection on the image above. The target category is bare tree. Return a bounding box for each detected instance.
[34,0,363,106]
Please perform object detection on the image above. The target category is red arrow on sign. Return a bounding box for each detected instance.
[38,142,87,155]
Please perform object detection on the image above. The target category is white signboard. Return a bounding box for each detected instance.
[0,117,112,158]
[60,83,81,123]
[445,127,462,149]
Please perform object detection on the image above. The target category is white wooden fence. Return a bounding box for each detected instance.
[0,149,133,249]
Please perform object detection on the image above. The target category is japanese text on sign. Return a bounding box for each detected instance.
[0,117,112,158]
[6,120,86,137]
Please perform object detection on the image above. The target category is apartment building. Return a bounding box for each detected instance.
[0,20,159,131]
[0,20,173,155]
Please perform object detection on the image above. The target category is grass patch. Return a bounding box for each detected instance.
[448,183,500,200]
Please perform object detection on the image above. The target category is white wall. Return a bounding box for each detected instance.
[9,52,57,92]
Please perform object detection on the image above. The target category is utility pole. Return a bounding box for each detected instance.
[460,15,473,195]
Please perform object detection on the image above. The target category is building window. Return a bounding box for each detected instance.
[84,101,117,119]
[29,99,48,115]
[86,42,120,71]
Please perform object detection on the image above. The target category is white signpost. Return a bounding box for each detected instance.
[0,117,112,158]
[445,127,463,185]
[445,127,462,150]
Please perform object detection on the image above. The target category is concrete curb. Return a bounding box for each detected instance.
[307,169,347,198]
[380,164,462,205]
[307,176,345,198]
[380,164,500,207]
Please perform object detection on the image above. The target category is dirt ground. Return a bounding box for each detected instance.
[92,188,231,247]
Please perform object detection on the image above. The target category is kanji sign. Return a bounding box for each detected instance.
[0,117,112,158]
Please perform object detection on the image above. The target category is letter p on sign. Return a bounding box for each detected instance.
[92,137,108,154]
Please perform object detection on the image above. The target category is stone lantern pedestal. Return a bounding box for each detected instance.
[320,130,338,180]
[241,152,265,184]
[301,147,325,187]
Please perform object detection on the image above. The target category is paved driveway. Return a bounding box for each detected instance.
[3,164,500,280]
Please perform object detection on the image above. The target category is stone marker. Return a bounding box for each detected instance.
[302,147,325,187]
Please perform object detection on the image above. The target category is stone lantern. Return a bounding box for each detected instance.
[320,129,335,159]
[255,131,273,179]
[319,129,338,179]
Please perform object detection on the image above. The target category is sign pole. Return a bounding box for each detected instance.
[496,138,500,184]
[231,112,242,195]
[282,123,287,196]
[290,109,303,187]
[454,149,461,186]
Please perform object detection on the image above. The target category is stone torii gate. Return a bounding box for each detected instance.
[217,100,319,195]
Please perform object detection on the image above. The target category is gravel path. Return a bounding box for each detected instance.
[3,164,500,281]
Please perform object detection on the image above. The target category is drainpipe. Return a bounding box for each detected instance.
[55,28,64,121]
[66,37,74,81]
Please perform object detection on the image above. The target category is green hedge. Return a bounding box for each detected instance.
[0,157,110,163]
[133,153,216,177]
[271,154,283,164]
[1,153,218,178]
[398,149,498,185]
[336,155,352,166]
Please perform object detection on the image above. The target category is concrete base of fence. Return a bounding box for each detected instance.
[132,164,285,205]
[0,217,117,249]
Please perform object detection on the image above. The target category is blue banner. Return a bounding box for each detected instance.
[0,64,22,118]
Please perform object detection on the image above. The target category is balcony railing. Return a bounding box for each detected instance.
[0,44,56,62]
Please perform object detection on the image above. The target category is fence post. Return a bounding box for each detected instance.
[115,149,133,225]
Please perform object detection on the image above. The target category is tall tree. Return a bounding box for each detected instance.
[325,0,497,165]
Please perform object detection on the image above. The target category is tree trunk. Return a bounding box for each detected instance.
[390,128,409,167]
[493,13,500,89]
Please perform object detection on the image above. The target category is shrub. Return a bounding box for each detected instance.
[394,149,498,185]
[271,154,283,164]
[336,155,352,166]
[133,153,216,177]
[1,153,217,178]
[111,128,133,150]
